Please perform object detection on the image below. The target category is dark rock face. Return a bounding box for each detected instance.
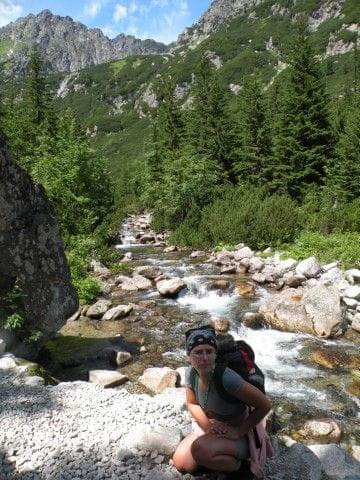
[0,134,78,357]
[0,9,168,75]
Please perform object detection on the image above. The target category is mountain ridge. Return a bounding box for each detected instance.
[0,9,168,75]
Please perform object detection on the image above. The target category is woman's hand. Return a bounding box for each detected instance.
[207,419,240,439]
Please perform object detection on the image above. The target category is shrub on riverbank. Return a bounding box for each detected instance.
[171,185,300,249]
[284,231,360,269]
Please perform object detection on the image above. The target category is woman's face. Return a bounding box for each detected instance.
[188,344,216,375]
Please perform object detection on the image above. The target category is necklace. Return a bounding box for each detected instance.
[202,366,214,411]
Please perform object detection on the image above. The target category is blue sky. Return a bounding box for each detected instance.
[0,0,213,44]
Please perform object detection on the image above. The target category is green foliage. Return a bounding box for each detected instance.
[110,262,133,275]
[3,313,24,331]
[270,21,334,199]
[234,74,271,185]
[31,108,114,236]
[327,93,360,201]
[285,231,360,268]
[196,185,299,249]
[25,330,44,344]
[73,277,101,305]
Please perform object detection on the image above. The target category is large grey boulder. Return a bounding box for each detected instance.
[296,257,321,278]
[102,304,133,321]
[259,285,345,338]
[0,134,78,358]
[134,265,162,280]
[138,367,178,393]
[89,369,129,388]
[308,444,360,479]
[156,278,186,297]
[86,299,112,319]
[265,443,325,480]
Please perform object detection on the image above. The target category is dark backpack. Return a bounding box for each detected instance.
[190,337,265,404]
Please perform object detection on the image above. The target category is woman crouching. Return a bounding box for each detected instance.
[173,325,272,478]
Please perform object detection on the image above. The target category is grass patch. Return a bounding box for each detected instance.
[284,231,360,269]
[110,59,126,75]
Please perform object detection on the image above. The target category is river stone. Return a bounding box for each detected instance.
[233,247,253,261]
[134,266,162,280]
[121,279,139,291]
[343,297,358,309]
[0,355,17,369]
[220,264,236,274]
[215,251,234,265]
[242,312,265,329]
[345,269,360,283]
[248,257,264,273]
[235,282,255,297]
[102,304,133,320]
[156,278,186,297]
[274,258,298,276]
[121,425,182,455]
[139,234,156,244]
[251,273,266,284]
[259,288,313,335]
[351,313,360,332]
[132,274,153,290]
[164,245,177,253]
[283,272,306,288]
[265,443,324,480]
[308,444,360,479]
[90,259,110,275]
[121,251,133,262]
[296,257,321,278]
[89,370,128,388]
[86,300,112,319]
[0,339,5,354]
[138,367,178,393]
[346,379,360,396]
[190,250,207,258]
[297,418,342,442]
[138,299,157,308]
[211,317,230,333]
[303,284,344,337]
[351,446,360,462]
[209,279,230,290]
[343,286,360,300]
[311,348,360,370]
[319,267,343,285]
[115,350,132,367]
[24,375,45,387]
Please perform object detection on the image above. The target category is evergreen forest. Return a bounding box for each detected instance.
[1,21,359,307]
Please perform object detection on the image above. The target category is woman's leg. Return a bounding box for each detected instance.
[191,433,247,473]
[172,432,199,473]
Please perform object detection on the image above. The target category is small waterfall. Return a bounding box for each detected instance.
[178,275,237,316]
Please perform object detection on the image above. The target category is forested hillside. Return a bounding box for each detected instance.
[0,0,359,315]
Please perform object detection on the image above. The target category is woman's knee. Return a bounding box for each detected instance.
[191,437,210,464]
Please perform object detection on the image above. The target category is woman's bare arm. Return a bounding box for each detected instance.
[232,383,271,437]
[185,387,211,432]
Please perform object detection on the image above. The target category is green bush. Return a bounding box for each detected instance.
[72,276,101,305]
[285,231,360,268]
[299,189,360,234]
[199,185,299,249]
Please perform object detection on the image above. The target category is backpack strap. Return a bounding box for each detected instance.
[213,363,240,404]
[189,366,198,392]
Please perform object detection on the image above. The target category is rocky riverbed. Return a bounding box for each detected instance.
[1,212,360,479]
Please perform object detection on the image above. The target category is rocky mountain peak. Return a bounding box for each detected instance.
[0,9,168,76]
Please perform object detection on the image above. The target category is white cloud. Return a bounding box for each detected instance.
[113,3,127,22]
[150,0,169,6]
[84,1,102,18]
[0,0,22,28]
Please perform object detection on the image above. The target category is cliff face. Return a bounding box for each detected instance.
[0,134,78,358]
[0,9,167,75]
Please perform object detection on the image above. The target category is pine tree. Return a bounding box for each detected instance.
[27,49,48,128]
[189,56,236,182]
[329,93,360,201]
[234,75,271,185]
[270,21,334,199]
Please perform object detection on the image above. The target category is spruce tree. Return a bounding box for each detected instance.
[27,49,47,128]
[329,93,360,201]
[234,75,271,185]
[189,56,236,182]
[270,21,334,199]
